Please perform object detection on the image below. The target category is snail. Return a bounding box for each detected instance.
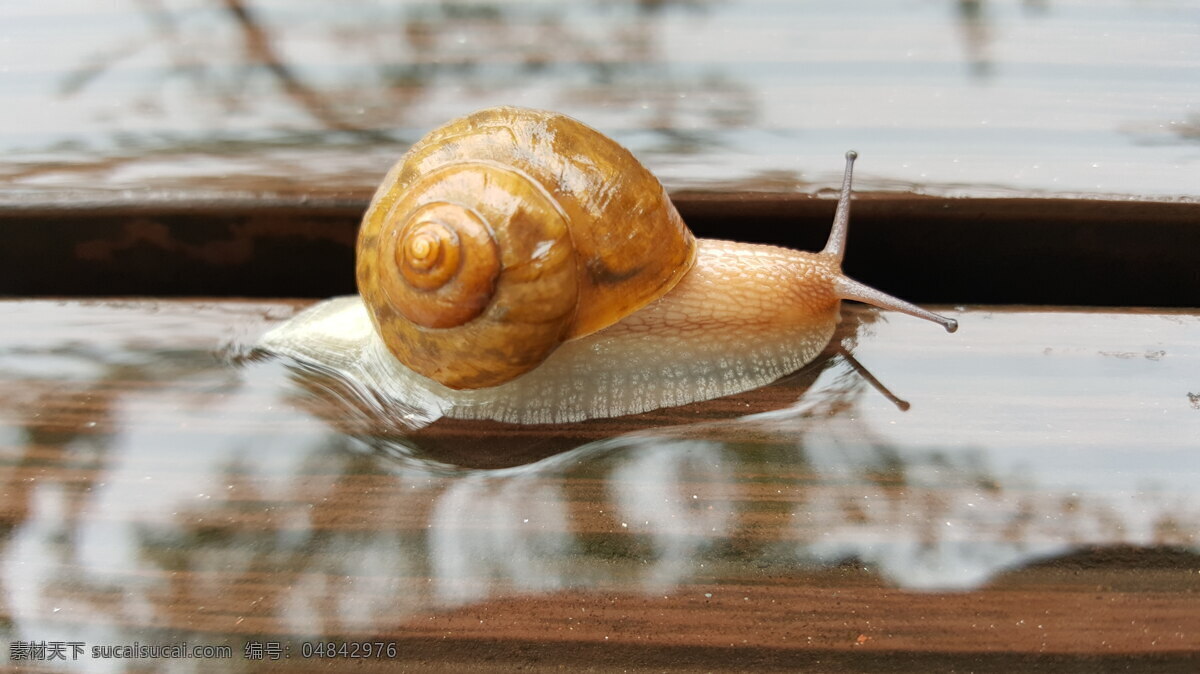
[261,106,957,426]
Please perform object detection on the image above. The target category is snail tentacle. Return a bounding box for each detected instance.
[834,275,959,333]
[821,150,858,261]
[818,149,958,333]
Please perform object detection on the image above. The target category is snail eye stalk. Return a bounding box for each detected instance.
[820,151,958,333]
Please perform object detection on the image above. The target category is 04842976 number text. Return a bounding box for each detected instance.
[300,641,397,659]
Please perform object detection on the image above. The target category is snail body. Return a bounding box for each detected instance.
[262,107,956,425]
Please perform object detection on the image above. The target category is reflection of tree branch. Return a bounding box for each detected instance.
[955,0,992,79]
[60,0,174,96]
[955,0,1052,81]
[220,0,387,140]
[1122,114,1200,147]
[60,39,148,97]
[46,0,755,164]
[1173,117,1200,142]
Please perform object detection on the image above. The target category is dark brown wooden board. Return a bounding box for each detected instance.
[4,195,1200,307]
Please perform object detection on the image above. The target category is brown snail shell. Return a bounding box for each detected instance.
[356,107,696,389]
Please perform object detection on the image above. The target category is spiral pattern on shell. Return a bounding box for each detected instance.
[357,107,697,390]
[386,199,500,329]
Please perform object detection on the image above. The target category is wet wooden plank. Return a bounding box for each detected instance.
[1,300,1197,670]
[3,0,1198,203]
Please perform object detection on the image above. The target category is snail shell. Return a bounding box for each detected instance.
[261,107,957,426]
[357,107,695,389]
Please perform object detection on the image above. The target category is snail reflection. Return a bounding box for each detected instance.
[270,308,881,467]
[261,107,956,427]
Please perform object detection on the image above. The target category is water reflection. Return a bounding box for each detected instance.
[430,468,577,604]
[417,383,1198,606]
[37,0,752,152]
[0,301,1197,652]
[4,1,1198,198]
